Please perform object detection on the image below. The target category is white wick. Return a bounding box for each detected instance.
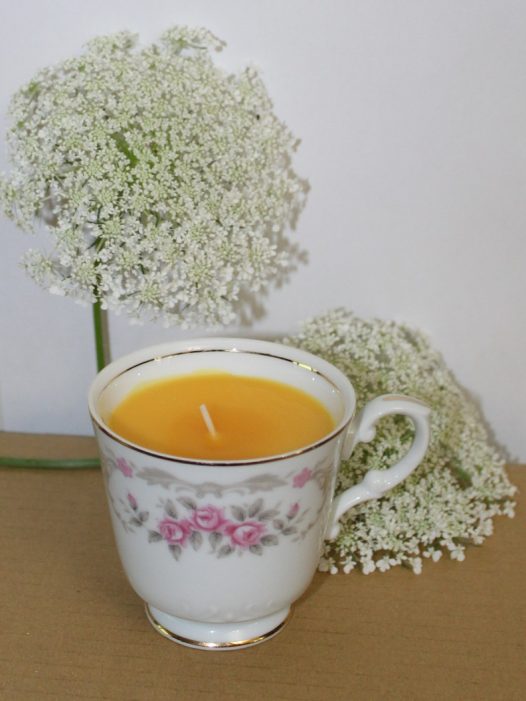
[199,403,218,438]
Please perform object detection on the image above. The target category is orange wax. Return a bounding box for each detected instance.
[108,371,335,460]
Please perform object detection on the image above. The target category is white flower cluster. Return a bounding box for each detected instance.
[0,27,304,326]
[284,309,516,574]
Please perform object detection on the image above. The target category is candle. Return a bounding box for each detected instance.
[108,371,336,460]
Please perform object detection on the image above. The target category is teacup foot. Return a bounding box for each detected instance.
[145,604,292,650]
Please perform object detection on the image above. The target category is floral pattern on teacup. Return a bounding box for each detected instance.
[101,448,335,559]
[100,448,332,497]
[116,457,134,477]
[119,493,310,560]
[292,467,314,488]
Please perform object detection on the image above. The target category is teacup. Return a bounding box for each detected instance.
[88,337,430,650]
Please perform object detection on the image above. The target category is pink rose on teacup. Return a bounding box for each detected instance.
[158,517,192,546]
[190,505,227,532]
[292,467,313,488]
[225,521,266,548]
[116,457,134,477]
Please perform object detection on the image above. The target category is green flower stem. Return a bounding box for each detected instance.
[92,298,109,372]
[0,456,99,469]
[1,302,110,470]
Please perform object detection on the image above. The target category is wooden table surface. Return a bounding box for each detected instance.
[0,433,524,701]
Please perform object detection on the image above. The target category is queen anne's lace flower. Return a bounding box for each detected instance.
[284,309,516,574]
[0,27,304,327]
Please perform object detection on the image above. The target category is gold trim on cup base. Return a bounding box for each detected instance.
[145,604,292,650]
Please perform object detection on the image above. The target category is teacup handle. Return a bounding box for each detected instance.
[327,395,431,539]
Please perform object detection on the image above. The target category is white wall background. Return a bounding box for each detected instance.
[1,0,525,459]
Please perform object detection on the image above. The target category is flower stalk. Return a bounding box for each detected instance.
[0,456,99,469]
[92,299,110,373]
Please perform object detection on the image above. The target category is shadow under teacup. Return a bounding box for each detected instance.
[88,337,430,650]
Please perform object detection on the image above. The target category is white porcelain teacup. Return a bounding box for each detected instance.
[88,337,430,650]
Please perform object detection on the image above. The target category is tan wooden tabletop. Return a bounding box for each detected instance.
[0,432,524,701]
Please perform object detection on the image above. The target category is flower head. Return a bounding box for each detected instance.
[158,517,192,546]
[116,457,133,477]
[189,505,227,532]
[224,520,266,548]
[283,309,517,575]
[292,467,313,488]
[0,27,305,327]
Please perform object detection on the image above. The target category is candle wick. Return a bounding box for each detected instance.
[199,403,218,438]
